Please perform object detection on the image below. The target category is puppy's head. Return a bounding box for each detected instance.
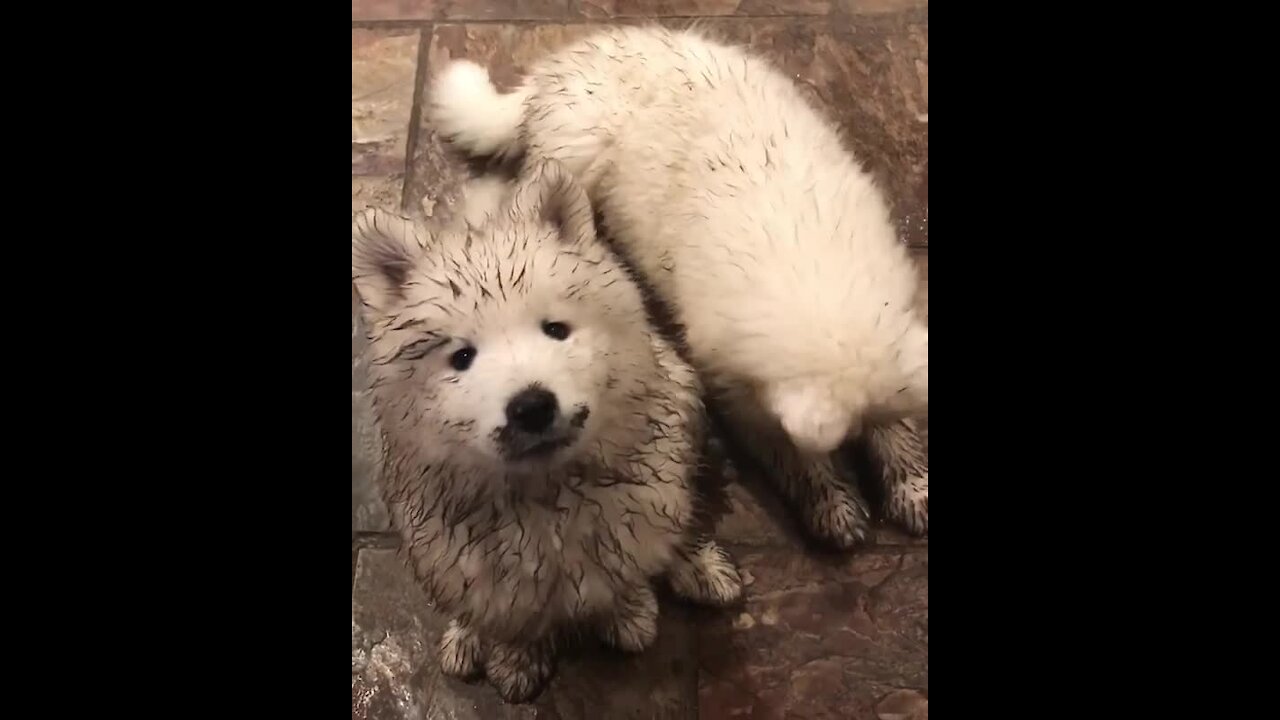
[353,161,652,473]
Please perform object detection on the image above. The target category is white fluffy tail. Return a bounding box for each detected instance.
[429,60,528,158]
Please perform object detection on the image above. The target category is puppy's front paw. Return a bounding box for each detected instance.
[439,619,483,679]
[668,537,743,606]
[485,641,555,703]
[885,470,928,536]
[807,487,871,550]
[599,584,659,653]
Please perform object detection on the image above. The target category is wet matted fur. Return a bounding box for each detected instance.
[352,160,742,702]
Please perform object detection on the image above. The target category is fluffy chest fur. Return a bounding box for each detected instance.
[384,425,697,642]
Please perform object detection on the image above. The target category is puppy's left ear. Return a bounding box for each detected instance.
[352,208,427,314]
[510,159,596,246]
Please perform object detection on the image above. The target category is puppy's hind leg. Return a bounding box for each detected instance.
[719,391,871,550]
[865,418,929,536]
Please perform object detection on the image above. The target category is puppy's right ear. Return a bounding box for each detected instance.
[352,208,424,313]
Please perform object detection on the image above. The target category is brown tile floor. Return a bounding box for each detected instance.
[352,3,927,717]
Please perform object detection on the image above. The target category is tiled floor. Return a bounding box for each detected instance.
[352,2,927,717]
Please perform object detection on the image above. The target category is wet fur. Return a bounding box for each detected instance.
[352,161,741,703]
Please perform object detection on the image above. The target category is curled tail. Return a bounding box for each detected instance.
[429,60,529,158]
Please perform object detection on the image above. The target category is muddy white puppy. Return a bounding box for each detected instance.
[352,161,742,703]
[430,27,929,547]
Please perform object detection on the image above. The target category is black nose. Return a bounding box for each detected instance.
[506,387,558,433]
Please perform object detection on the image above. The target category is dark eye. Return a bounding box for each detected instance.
[542,321,571,341]
[450,347,476,371]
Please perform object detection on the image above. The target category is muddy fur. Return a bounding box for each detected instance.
[430,26,929,549]
[352,161,741,703]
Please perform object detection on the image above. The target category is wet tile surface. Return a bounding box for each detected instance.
[353,548,700,720]
[352,29,420,213]
[697,547,927,719]
[353,4,928,717]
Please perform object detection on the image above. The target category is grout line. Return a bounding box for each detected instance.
[353,20,433,30]
[400,26,432,215]
[352,544,360,591]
